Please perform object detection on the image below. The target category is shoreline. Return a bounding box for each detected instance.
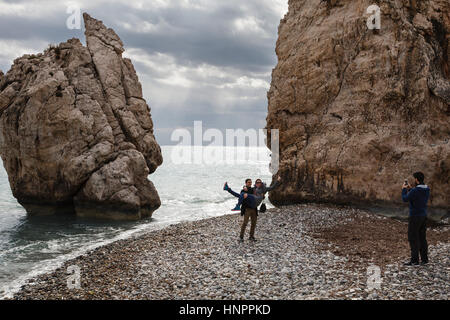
[10,203,450,300]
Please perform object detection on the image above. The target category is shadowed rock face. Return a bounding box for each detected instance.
[267,0,449,220]
[0,13,163,220]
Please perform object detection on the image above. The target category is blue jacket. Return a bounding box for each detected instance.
[402,185,430,217]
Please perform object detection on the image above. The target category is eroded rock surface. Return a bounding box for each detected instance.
[0,13,162,220]
[267,0,449,220]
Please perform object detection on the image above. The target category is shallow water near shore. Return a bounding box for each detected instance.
[0,146,273,298]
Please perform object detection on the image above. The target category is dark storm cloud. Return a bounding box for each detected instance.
[113,4,277,72]
[0,0,288,145]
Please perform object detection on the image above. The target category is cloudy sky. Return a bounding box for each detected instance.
[0,0,288,145]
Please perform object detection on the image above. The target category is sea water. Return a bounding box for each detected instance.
[0,146,273,298]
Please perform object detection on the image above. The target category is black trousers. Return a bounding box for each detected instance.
[408,216,428,263]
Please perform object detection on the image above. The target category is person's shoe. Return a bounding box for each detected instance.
[238,237,244,243]
[420,260,429,265]
[232,204,241,211]
[404,261,419,266]
[223,182,229,191]
[249,237,257,241]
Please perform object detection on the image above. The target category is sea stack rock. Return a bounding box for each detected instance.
[0,13,163,220]
[267,0,449,220]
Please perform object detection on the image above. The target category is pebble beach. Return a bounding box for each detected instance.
[12,204,450,300]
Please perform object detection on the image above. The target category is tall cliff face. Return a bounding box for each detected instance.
[0,14,163,220]
[267,0,449,219]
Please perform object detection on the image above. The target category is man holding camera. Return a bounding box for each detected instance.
[402,172,431,266]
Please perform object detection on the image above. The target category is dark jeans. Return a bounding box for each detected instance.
[408,216,428,263]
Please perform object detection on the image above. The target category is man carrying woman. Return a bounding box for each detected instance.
[224,177,281,241]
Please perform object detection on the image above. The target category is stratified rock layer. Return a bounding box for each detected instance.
[0,13,162,220]
[267,0,449,220]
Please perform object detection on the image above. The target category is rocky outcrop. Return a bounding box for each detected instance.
[0,13,162,220]
[267,0,449,220]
